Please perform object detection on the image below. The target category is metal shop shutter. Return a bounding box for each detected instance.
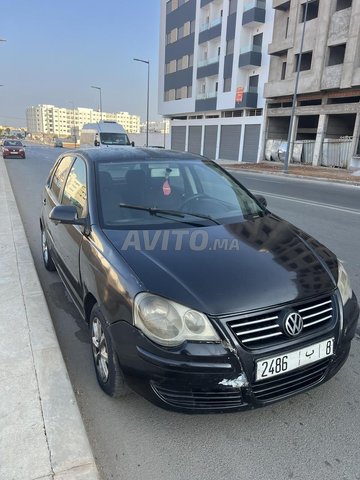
[188,126,202,154]
[171,126,186,151]
[203,125,218,159]
[242,124,261,163]
[219,125,241,161]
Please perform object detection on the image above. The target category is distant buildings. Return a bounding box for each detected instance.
[26,105,141,136]
[159,0,274,163]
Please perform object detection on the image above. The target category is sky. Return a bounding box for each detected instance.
[0,0,162,127]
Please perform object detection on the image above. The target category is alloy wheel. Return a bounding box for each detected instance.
[92,317,109,383]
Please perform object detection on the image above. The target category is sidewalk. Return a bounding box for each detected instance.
[0,157,100,479]
[222,161,360,186]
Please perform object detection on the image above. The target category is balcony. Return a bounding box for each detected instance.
[235,88,258,109]
[199,17,222,32]
[239,45,262,68]
[272,0,290,10]
[196,91,218,100]
[242,0,266,27]
[197,56,220,79]
[199,17,222,44]
[195,92,218,112]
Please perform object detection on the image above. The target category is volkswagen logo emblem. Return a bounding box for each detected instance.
[283,311,303,337]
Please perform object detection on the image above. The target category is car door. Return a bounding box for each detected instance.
[55,157,88,307]
[44,155,75,267]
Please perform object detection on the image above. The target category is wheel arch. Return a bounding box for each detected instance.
[84,292,98,325]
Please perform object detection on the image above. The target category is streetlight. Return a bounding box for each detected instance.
[91,85,103,121]
[133,58,150,147]
[69,101,77,148]
[283,0,310,173]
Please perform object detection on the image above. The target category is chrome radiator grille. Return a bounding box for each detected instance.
[227,296,335,349]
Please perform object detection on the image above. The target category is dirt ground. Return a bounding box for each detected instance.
[226,161,360,184]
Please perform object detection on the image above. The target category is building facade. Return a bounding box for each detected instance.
[264,0,360,168]
[159,0,274,163]
[26,105,141,136]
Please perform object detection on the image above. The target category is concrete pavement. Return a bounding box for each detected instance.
[0,156,100,480]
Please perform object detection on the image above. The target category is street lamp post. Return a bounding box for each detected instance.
[91,86,103,121]
[133,58,150,147]
[69,101,77,148]
[283,0,310,173]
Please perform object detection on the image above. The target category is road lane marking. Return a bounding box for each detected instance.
[252,190,360,216]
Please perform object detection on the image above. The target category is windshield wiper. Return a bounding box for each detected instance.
[119,203,221,225]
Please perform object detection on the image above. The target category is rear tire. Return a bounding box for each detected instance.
[41,228,56,271]
[90,305,130,397]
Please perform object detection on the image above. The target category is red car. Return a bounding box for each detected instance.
[2,140,26,159]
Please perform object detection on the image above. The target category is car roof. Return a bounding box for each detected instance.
[70,147,207,164]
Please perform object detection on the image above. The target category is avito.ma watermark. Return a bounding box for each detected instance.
[121,230,240,252]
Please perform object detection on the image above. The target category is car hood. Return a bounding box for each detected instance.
[104,214,337,316]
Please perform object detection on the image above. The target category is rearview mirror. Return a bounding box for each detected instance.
[94,139,100,147]
[255,194,267,209]
[131,141,135,147]
[49,205,86,225]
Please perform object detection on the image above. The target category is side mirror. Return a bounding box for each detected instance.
[94,139,100,147]
[255,194,267,209]
[49,205,86,225]
[131,141,135,147]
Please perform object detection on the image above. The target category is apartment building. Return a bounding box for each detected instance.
[264,0,360,167]
[159,0,274,162]
[26,105,141,136]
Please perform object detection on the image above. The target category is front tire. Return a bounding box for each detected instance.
[41,228,56,271]
[90,305,129,397]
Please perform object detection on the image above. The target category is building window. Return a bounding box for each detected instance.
[285,17,290,38]
[229,0,237,15]
[327,44,346,66]
[295,51,313,71]
[281,61,287,80]
[249,75,259,93]
[300,0,319,22]
[336,0,352,10]
[223,78,231,92]
[252,33,263,51]
[226,39,234,55]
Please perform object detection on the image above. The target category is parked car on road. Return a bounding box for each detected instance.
[2,139,26,159]
[40,148,359,413]
[54,139,63,148]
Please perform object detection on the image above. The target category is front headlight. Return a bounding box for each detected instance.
[134,293,220,347]
[338,261,352,306]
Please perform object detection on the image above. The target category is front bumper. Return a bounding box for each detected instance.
[109,292,359,413]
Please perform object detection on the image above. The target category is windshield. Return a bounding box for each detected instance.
[100,133,130,146]
[96,159,265,229]
[4,140,22,147]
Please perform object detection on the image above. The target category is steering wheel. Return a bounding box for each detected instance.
[179,193,210,211]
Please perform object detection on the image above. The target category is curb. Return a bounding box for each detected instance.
[0,157,100,480]
[224,165,360,187]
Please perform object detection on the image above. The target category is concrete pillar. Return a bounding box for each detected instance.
[312,114,328,167]
[349,111,360,162]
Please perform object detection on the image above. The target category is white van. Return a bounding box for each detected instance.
[80,121,133,148]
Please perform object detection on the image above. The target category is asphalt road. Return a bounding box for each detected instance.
[5,145,360,480]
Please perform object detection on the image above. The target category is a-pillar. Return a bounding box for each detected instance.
[312,114,328,166]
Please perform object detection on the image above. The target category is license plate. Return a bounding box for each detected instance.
[256,338,334,382]
[10,151,18,154]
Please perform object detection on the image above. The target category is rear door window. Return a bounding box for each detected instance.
[50,156,74,201]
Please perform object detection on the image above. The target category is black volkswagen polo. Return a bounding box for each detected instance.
[40,148,359,413]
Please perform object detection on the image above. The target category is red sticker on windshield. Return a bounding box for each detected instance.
[163,180,171,196]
